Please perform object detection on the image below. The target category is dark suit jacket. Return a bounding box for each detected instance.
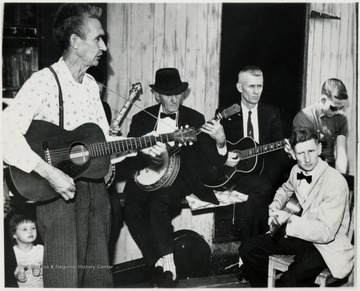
[125,104,225,204]
[218,101,291,187]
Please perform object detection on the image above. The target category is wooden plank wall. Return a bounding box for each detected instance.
[106,3,222,136]
[305,3,357,175]
[106,3,222,264]
[106,2,357,265]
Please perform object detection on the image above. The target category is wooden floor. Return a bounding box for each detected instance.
[116,273,250,288]
[178,274,250,288]
[113,254,249,288]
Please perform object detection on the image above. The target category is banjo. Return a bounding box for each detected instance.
[104,82,142,187]
[134,104,241,191]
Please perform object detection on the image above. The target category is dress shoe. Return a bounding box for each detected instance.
[158,271,178,288]
[151,266,164,287]
[238,265,249,284]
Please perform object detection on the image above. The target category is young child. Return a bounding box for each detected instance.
[9,213,44,288]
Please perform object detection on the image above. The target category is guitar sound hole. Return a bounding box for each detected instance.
[70,144,90,165]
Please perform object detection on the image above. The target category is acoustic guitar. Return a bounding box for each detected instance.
[6,120,196,202]
[268,195,302,237]
[204,137,286,190]
[134,103,241,191]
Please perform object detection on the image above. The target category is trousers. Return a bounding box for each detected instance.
[36,180,113,288]
[239,226,327,287]
[233,175,274,240]
[124,178,184,266]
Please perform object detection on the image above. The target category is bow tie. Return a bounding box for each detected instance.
[160,112,176,120]
[297,172,312,184]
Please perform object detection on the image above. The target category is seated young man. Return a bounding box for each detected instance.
[239,127,354,287]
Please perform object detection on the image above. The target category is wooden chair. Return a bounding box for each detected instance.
[267,254,340,287]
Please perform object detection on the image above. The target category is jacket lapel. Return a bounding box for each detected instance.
[300,160,329,213]
[148,104,161,131]
[257,103,264,143]
[177,105,186,128]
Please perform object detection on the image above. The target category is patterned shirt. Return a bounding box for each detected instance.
[3,58,109,173]
[293,103,348,168]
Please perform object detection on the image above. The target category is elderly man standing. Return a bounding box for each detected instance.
[3,4,112,287]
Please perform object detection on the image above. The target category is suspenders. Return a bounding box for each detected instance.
[48,66,64,128]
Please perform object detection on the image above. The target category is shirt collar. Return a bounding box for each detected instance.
[315,101,326,118]
[58,57,79,84]
[159,105,178,118]
[241,100,258,113]
[300,160,320,177]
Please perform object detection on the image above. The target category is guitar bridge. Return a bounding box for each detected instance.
[42,141,52,164]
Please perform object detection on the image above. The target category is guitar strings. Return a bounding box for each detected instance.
[43,132,180,161]
[47,92,242,161]
[233,140,287,160]
[38,84,220,162]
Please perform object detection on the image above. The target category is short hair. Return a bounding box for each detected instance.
[238,66,263,83]
[289,127,319,149]
[321,78,348,100]
[8,213,37,243]
[53,3,102,52]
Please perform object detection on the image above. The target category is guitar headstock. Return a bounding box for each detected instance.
[173,127,197,145]
[217,103,241,120]
[129,82,143,103]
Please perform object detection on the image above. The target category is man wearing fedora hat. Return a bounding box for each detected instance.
[123,68,227,287]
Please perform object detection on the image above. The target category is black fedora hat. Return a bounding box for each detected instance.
[150,68,188,96]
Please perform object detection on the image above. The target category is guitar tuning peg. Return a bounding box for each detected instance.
[179,143,183,147]
[189,142,193,146]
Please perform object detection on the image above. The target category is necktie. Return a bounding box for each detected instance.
[247,111,253,138]
[297,172,312,184]
[160,112,176,120]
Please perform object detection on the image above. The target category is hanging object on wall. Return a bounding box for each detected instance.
[310,10,341,20]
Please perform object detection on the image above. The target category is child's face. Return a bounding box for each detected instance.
[13,221,37,244]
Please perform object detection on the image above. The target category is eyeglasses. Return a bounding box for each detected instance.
[330,105,344,112]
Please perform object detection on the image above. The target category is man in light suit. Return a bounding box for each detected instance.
[238,127,354,287]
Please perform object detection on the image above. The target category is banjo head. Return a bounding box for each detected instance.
[134,154,180,191]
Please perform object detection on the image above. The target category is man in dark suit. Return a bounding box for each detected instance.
[201,65,290,283]
[124,68,224,287]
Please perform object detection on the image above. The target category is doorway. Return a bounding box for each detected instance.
[219,3,307,137]
[216,3,307,243]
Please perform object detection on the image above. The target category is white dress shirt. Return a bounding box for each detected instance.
[155,106,178,134]
[242,101,259,143]
[297,163,320,203]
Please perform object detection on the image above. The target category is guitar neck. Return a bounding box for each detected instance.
[89,133,179,157]
[240,139,286,159]
[111,101,134,128]
[195,115,223,135]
